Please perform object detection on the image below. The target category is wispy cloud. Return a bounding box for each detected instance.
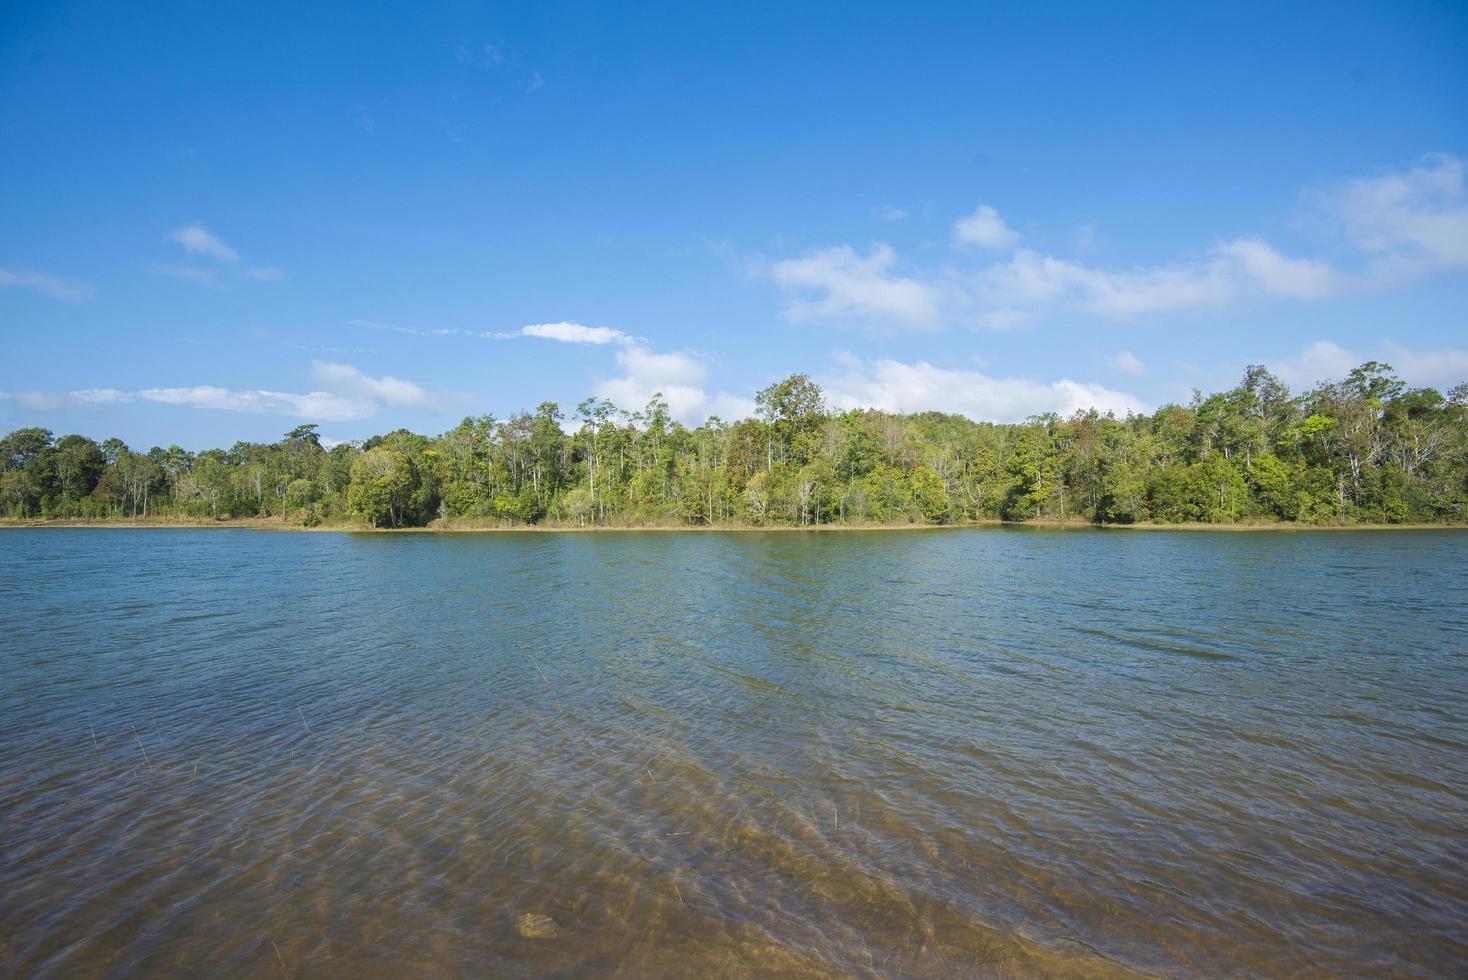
[310,361,426,406]
[351,318,639,345]
[350,318,480,338]
[1325,153,1468,271]
[158,265,222,287]
[138,386,376,422]
[455,40,505,67]
[0,268,95,302]
[1214,238,1342,299]
[765,243,941,329]
[351,316,736,422]
[164,223,284,285]
[973,239,1338,319]
[2,390,69,412]
[874,205,908,223]
[3,363,432,424]
[169,223,239,263]
[453,36,544,94]
[71,388,131,404]
[0,388,131,412]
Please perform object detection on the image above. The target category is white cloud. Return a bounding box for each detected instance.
[763,236,1319,330]
[953,204,1019,250]
[1381,342,1468,391]
[168,223,240,264]
[977,249,1216,317]
[874,205,908,222]
[595,346,708,423]
[1108,351,1146,375]
[138,386,377,422]
[0,388,131,413]
[0,268,94,302]
[1329,153,1468,269]
[822,357,1149,423]
[310,362,426,406]
[1,361,440,423]
[351,317,753,424]
[70,388,131,404]
[1269,340,1360,391]
[164,223,284,285]
[350,318,639,345]
[519,322,634,345]
[1216,238,1342,299]
[592,344,755,425]
[706,392,759,422]
[760,157,1468,330]
[976,238,1341,319]
[767,243,941,328]
[1268,339,1468,393]
[9,391,69,412]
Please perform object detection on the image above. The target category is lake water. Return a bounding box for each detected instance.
[1,527,1465,977]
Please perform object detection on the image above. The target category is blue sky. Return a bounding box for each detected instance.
[2,0,1466,448]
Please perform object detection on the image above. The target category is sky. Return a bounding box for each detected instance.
[2,0,1466,449]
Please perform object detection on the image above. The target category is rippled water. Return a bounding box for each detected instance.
[1,528,1466,977]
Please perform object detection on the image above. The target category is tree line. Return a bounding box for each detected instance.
[2,362,1465,528]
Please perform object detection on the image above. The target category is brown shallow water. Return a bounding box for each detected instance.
[1,527,1466,977]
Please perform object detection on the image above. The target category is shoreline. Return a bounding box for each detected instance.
[2,518,1464,534]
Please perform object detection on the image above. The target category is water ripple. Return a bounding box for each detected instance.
[1,527,1466,977]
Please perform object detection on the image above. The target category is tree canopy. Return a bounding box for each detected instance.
[3,364,1465,528]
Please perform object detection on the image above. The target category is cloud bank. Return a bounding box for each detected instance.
[1269,340,1468,393]
[1,363,431,423]
[821,356,1150,423]
[759,155,1468,331]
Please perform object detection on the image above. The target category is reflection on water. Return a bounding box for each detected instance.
[1,528,1465,977]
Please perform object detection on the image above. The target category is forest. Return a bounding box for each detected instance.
[2,362,1465,529]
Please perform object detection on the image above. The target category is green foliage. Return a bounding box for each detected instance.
[4,364,1466,528]
[909,466,950,524]
[347,448,415,527]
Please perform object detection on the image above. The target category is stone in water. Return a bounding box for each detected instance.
[516,912,558,939]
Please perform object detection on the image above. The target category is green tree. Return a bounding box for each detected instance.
[348,448,415,527]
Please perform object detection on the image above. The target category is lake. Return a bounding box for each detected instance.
[1,527,1465,977]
